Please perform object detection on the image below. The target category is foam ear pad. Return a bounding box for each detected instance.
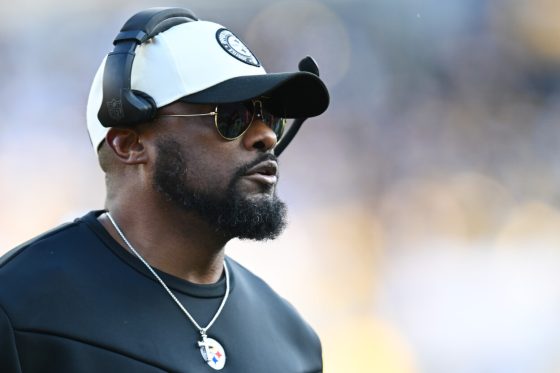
[131,90,158,120]
[98,8,198,128]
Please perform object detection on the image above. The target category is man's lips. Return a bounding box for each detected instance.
[243,160,278,185]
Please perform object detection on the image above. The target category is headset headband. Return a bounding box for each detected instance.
[98,7,198,128]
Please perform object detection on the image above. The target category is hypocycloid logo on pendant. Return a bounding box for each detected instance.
[199,337,226,370]
[216,28,260,67]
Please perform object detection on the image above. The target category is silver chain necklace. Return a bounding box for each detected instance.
[106,212,229,370]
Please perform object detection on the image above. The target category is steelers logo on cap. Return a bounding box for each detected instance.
[216,28,260,67]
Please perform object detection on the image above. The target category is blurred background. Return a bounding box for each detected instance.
[2,0,560,371]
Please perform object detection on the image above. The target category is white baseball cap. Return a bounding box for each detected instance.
[86,19,329,150]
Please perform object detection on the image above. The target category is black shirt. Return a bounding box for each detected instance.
[0,211,322,372]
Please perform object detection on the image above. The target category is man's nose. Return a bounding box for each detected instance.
[241,118,278,151]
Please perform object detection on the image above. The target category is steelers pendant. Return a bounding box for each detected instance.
[198,335,226,370]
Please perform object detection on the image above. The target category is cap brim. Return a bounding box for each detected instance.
[181,71,329,118]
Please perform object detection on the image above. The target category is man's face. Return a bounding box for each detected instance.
[150,101,287,241]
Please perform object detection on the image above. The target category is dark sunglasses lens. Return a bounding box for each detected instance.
[216,103,252,139]
[262,112,286,140]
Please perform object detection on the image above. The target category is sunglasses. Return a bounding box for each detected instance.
[158,99,286,141]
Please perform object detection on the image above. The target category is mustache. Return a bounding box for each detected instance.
[233,153,279,181]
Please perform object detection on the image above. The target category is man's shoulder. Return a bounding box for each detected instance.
[0,212,100,305]
[0,220,80,270]
[226,257,285,301]
[0,211,101,272]
[225,257,322,360]
[0,212,110,327]
[226,257,320,335]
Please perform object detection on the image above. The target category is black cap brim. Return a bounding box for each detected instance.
[181,71,329,118]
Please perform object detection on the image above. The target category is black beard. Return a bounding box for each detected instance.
[152,138,287,241]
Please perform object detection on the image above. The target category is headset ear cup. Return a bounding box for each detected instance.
[131,90,158,122]
[98,7,198,128]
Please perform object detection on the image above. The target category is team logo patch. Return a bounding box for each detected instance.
[198,337,226,370]
[216,28,260,67]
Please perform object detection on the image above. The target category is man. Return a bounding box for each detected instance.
[0,7,329,373]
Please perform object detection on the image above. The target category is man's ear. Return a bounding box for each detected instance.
[105,127,149,165]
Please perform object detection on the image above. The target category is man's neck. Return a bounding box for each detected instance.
[98,205,228,284]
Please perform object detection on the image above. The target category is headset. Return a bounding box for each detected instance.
[97,7,320,157]
[98,7,198,128]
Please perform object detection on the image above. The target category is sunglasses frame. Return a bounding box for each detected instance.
[158,99,286,141]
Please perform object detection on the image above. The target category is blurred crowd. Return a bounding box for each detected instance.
[2,0,560,372]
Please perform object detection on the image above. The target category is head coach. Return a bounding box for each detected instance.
[0,7,329,373]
